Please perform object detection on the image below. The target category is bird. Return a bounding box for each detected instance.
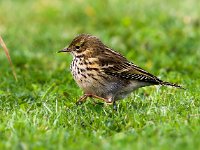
[58,34,183,109]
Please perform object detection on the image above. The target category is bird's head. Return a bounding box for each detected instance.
[58,34,104,57]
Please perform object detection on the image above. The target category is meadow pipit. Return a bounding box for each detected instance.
[58,34,183,109]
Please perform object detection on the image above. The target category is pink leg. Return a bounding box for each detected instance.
[76,94,88,105]
[76,93,113,105]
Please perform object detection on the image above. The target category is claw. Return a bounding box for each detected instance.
[76,101,83,105]
[113,101,117,110]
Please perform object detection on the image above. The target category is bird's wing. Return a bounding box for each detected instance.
[98,48,162,84]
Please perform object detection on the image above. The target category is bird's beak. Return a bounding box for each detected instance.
[57,47,70,53]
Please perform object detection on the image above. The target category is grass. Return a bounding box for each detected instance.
[0,0,199,149]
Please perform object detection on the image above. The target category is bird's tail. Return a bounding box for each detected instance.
[160,81,185,89]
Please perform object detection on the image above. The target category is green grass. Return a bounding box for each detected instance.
[0,0,200,149]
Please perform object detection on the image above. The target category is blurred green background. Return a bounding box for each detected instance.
[0,0,199,150]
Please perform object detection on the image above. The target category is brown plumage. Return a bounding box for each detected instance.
[58,34,183,109]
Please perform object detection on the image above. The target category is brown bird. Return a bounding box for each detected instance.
[58,34,183,109]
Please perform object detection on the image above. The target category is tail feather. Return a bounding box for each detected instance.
[160,81,185,89]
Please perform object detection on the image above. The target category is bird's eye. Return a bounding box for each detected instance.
[75,45,80,50]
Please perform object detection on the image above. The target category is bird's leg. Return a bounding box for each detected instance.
[88,94,118,110]
[85,94,113,104]
[76,93,114,105]
[76,94,88,105]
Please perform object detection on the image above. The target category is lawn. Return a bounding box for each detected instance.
[0,0,199,150]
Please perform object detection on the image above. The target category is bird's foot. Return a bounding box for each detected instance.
[76,93,113,105]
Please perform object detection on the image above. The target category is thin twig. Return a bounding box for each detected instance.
[0,36,18,81]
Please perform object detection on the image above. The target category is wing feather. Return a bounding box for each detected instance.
[98,47,162,84]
